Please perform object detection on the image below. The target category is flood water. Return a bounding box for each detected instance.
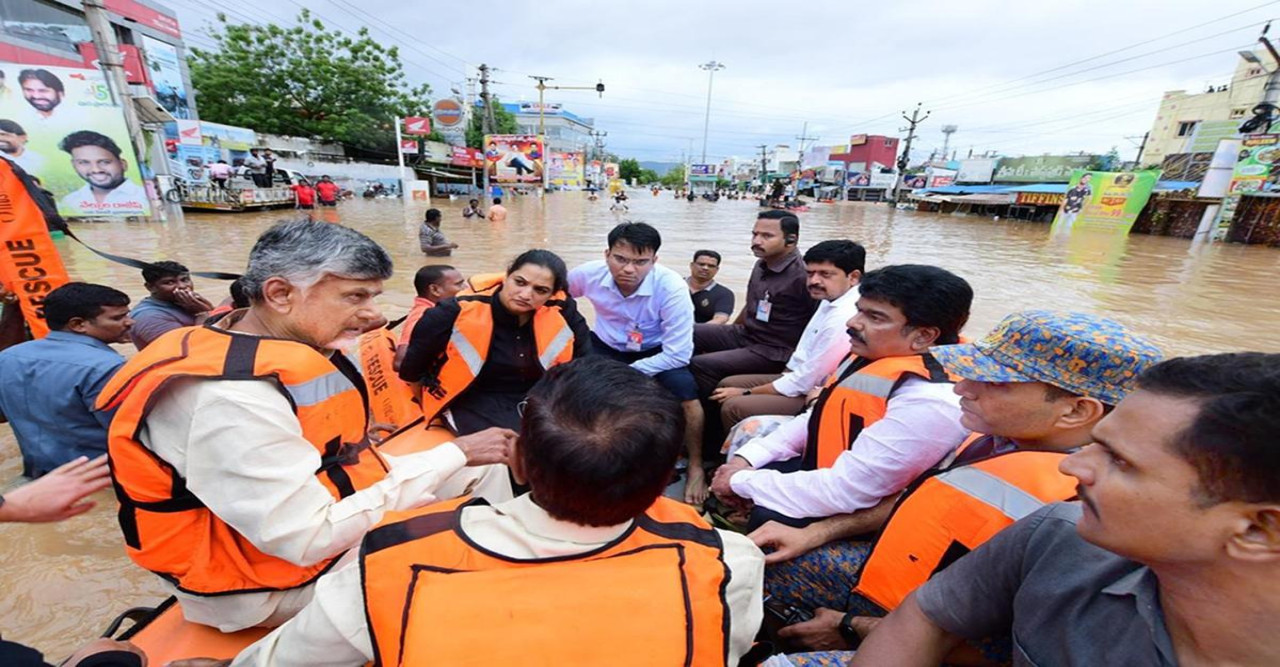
[3,192,1279,659]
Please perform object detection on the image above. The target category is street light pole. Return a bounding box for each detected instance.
[699,60,725,165]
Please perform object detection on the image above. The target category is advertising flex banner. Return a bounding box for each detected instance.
[548,152,584,188]
[0,62,150,217]
[141,36,191,119]
[1050,169,1160,236]
[484,134,544,183]
[1210,134,1280,238]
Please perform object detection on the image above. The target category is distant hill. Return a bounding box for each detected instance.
[639,161,679,176]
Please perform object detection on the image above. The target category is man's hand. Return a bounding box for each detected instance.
[452,427,516,466]
[61,638,147,666]
[748,520,826,564]
[777,607,849,651]
[450,242,460,249]
[0,455,111,523]
[709,456,752,498]
[684,466,709,506]
[708,386,748,403]
[172,288,214,315]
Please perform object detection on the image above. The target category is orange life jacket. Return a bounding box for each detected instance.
[347,326,420,429]
[803,353,955,470]
[853,433,1078,611]
[361,496,731,666]
[97,321,390,596]
[417,274,575,423]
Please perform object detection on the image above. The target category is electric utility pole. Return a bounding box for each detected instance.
[479,64,494,211]
[699,60,726,164]
[796,122,818,157]
[892,102,930,204]
[757,144,769,192]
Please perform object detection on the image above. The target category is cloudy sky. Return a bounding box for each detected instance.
[171,0,1278,164]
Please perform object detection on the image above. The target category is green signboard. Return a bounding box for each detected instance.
[1050,169,1161,235]
[993,155,1096,183]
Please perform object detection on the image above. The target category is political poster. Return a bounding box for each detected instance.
[548,151,584,188]
[1050,169,1160,235]
[484,134,544,183]
[141,36,192,119]
[0,62,151,217]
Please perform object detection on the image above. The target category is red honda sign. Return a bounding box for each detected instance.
[77,43,149,85]
[103,0,182,39]
[403,116,432,136]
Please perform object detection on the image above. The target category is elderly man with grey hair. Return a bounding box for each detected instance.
[97,220,516,633]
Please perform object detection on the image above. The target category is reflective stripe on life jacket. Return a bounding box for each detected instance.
[97,321,390,596]
[853,433,1078,611]
[418,275,576,423]
[360,496,732,666]
[802,353,954,470]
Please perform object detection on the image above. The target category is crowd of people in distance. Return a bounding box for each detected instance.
[1,194,1278,666]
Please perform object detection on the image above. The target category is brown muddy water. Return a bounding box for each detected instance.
[3,192,1279,659]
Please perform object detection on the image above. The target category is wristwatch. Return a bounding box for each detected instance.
[838,611,862,647]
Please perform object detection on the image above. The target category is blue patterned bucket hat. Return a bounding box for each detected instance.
[931,311,1163,406]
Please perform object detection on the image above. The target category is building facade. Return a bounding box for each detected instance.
[829,134,899,172]
[0,0,195,120]
[1142,49,1278,168]
[505,102,595,153]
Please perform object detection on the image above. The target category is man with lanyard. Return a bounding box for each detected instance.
[709,265,972,530]
[568,222,706,503]
[756,311,1162,660]
[690,209,816,396]
[708,239,864,428]
[853,353,1280,667]
[97,220,513,632]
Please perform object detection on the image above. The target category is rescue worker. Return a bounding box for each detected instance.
[710,265,974,530]
[397,249,591,436]
[230,357,765,666]
[756,311,1162,656]
[98,220,514,632]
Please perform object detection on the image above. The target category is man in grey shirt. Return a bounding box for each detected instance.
[850,353,1280,667]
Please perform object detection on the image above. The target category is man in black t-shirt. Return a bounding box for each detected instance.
[687,250,735,324]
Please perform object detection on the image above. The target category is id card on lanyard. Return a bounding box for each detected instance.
[755,291,772,323]
[626,323,644,351]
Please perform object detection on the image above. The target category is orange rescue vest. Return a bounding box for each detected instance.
[418,275,576,423]
[803,353,955,470]
[98,322,390,596]
[361,496,731,666]
[853,433,1078,611]
[347,326,420,429]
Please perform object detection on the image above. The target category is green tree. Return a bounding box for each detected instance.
[465,101,520,149]
[638,168,660,184]
[619,158,642,182]
[189,11,432,153]
[660,164,687,188]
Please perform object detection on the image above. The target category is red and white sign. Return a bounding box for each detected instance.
[402,116,432,136]
[77,43,149,85]
[450,146,483,168]
[176,119,203,146]
[433,99,464,127]
[104,0,182,39]
[400,139,419,154]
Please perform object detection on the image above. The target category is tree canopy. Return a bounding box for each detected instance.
[189,11,431,153]
[660,164,687,188]
[465,101,521,148]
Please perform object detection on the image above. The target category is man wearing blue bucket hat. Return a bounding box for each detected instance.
[757,311,1162,656]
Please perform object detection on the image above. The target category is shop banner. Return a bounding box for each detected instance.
[1210,134,1280,238]
[76,43,148,85]
[450,146,483,168]
[141,36,192,119]
[1050,169,1161,235]
[1016,192,1065,206]
[956,158,997,184]
[484,134,544,183]
[0,62,150,217]
[604,162,619,180]
[994,155,1096,183]
[548,151,584,187]
[0,159,70,337]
